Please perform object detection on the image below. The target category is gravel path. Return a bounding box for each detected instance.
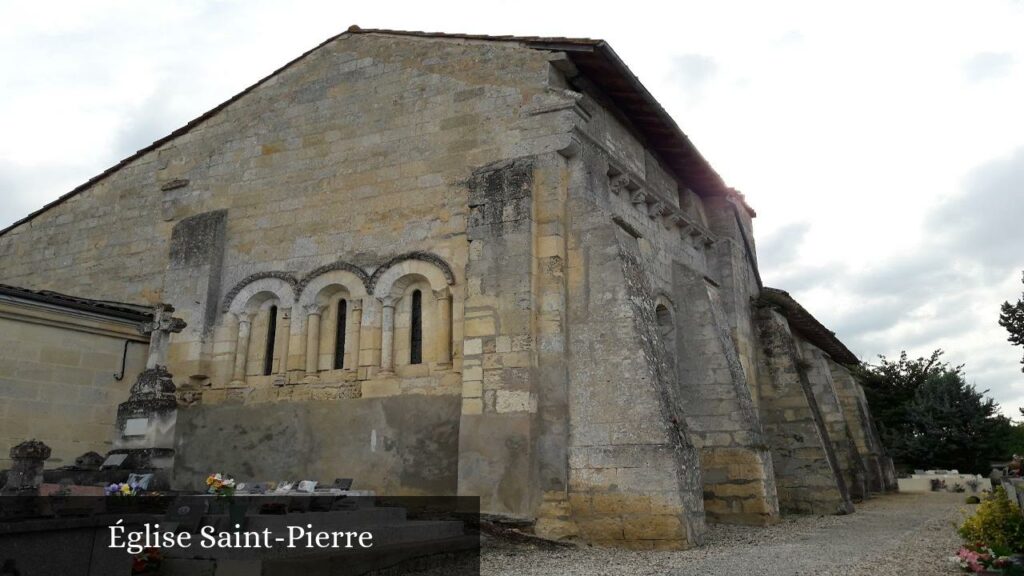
[482,493,970,575]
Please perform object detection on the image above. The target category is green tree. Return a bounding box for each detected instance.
[855,350,1012,473]
[1006,412,1024,458]
[1000,273,1024,372]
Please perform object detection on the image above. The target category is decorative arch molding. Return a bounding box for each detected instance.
[297,260,370,298]
[654,291,675,310]
[222,271,298,314]
[368,252,455,294]
[297,269,369,314]
[372,256,454,300]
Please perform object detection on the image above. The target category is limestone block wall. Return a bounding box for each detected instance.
[702,196,763,408]
[0,306,148,468]
[0,33,578,499]
[456,157,544,516]
[755,307,853,514]
[799,343,868,501]
[562,207,704,549]
[828,361,887,493]
[674,266,779,525]
[0,32,566,380]
[453,63,722,547]
[173,395,461,494]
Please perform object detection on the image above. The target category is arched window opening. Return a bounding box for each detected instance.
[410,290,423,365]
[656,304,675,355]
[263,305,278,376]
[334,299,347,369]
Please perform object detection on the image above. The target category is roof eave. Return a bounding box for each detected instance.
[759,287,859,366]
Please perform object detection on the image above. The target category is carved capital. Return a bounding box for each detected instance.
[671,213,692,231]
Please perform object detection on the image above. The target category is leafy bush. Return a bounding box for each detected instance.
[932,478,948,491]
[959,487,1024,553]
[966,495,982,504]
[953,483,966,493]
[967,478,982,492]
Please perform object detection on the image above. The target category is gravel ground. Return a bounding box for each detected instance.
[481,493,970,576]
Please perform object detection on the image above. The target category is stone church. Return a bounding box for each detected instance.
[0,27,895,548]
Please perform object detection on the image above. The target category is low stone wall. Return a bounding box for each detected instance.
[172,394,461,496]
[897,475,992,493]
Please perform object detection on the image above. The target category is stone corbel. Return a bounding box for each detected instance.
[647,201,668,220]
[630,189,647,205]
[609,174,632,197]
[557,134,582,158]
[671,213,691,230]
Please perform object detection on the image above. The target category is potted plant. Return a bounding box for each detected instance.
[955,488,1024,574]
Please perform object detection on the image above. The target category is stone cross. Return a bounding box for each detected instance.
[141,304,187,370]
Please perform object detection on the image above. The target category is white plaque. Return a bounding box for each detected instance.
[101,454,128,468]
[124,418,149,436]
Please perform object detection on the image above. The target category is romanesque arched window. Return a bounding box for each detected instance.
[410,290,423,365]
[263,305,278,376]
[334,299,348,369]
[656,302,676,361]
[371,256,454,372]
[222,274,297,385]
[294,265,368,378]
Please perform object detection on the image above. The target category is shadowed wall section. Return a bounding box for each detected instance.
[173,395,460,495]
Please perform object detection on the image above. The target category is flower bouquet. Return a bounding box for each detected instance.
[953,544,1024,575]
[104,482,139,514]
[206,473,236,498]
[105,482,137,497]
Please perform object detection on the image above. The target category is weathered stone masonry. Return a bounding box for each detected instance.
[0,27,896,548]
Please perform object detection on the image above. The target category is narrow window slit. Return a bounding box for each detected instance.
[411,290,423,365]
[263,305,278,376]
[334,299,347,369]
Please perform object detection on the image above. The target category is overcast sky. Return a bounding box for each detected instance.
[2,1,1022,413]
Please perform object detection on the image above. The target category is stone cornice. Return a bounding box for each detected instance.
[0,298,149,341]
